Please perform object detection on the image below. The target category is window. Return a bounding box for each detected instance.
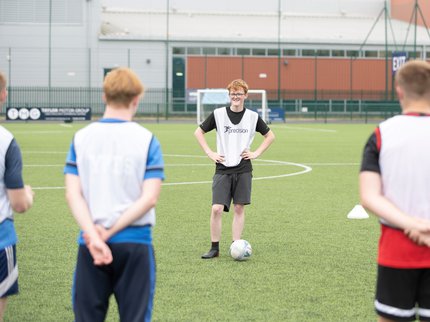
[173,47,185,55]
[283,49,296,56]
[252,48,266,56]
[202,48,216,55]
[332,50,345,57]
[378,51,393,58]
[408,51,422,59]
[172,46,407,59]
[267,49,280,56]
[237,48,250,55]
[346,50,359,57]
[217,48,231,55]
[364,51,378,58]
[302,49,316,56]
[316,50,330,57]
[187,47,201,55]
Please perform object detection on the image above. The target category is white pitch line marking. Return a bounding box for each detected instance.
[25,164,64,167]
[269,125,337,133]
[22,151,68,154]
[305,163,359,166]
[30,158,312,190]
[13,131,65,134]
[25,163,306,167]
[164,154,207,158]
[33,186,65,190]
[25,162,358,168]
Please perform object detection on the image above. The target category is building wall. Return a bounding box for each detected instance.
[97,41,168,88]
[0,0,102,87]
[0,43,168,88]
[0,0,408,97]
[187,56,393,99]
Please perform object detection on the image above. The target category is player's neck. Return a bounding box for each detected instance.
[103,105,134,121]
[229,104,244,113]
[402,100,430,114]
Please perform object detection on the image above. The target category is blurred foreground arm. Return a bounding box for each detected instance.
[7,185,34,213]
[5,138,34,213]
[360,171,430,246]
[96,178,162,241]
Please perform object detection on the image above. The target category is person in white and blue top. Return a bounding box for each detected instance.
[64,68,164,322]
[0,72,34,321]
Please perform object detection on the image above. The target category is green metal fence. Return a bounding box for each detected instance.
[277,100,400,123]
[6,87,168,115]
[4,86,401,122]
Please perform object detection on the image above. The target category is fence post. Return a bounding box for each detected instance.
[157,103,160,123]
[314,103,317,121]
[88,48,92,111]
[364,104,368,124]
[165,90,169,120]
[324,104,327,123]
[7,47,12,110]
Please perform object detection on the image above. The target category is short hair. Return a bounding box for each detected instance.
[227,79,249,94]
[103,67,144,106]
[395,60,430,99]
[0,72,6,92]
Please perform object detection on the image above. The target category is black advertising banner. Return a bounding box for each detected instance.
[6,107,91,121]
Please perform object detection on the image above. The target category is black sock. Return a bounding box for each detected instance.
[211,241,219,250]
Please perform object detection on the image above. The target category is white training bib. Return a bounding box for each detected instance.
[214,108,258,167]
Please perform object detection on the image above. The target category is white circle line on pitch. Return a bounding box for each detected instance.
[31,156,312,190]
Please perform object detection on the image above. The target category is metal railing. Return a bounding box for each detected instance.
[4,86,401,122]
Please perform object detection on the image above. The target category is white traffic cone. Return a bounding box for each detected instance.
[347,205,369,219]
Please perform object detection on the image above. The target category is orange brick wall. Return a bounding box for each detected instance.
[187,56,392,96]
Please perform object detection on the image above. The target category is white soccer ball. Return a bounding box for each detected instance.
[229,239,252,261]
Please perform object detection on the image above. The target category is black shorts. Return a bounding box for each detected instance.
[73,243,156,322]
[375,265,430,321]
[212,172,252,212]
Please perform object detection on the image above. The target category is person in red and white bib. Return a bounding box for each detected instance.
[360,60,430,322]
